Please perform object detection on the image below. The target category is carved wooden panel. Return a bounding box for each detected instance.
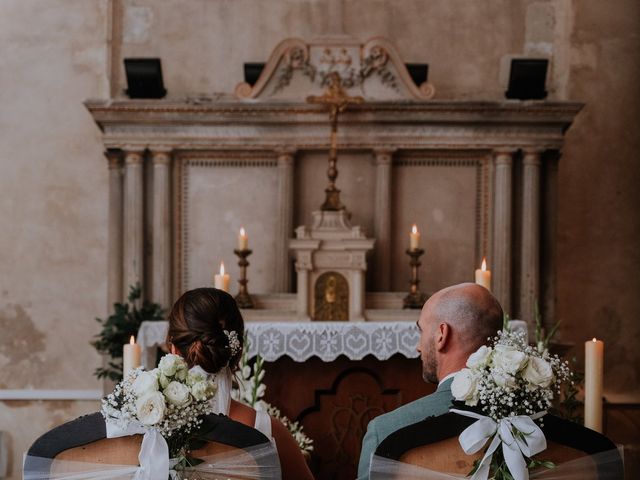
[262,355,435,480]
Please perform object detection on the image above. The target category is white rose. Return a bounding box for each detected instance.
[187,366,208,386]
[135,391,165,426]
[466,345,492,369]
[175,363,188,381]
[132,371,159,397]
[451,369,478,406]
[158,354,182,377]
[164,381,191,406]
[191,380,217,401]
[523,356,554,388]
[492,371,517,388]
[159,373,171,389]
[493,345,527,374]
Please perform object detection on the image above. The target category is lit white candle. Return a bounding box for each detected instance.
[584,338,604,432]
[214,261,230,292]
[123,335,141,379]
[410,224,420,251]
[238,227,248,250]
[475,257,492,291]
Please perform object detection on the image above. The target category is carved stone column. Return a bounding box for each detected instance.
[106,150,124,308]
[123,148,145,298]
[151,148,172,308]
[275,148,296,292]
[520,149,542,324]
[373,148,394,291]
[492,149,515,315]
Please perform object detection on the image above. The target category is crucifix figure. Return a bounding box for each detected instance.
[307,72,364,211]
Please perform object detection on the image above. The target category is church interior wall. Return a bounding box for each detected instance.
[0,0,638,478]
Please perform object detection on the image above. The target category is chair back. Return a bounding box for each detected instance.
[375,412,622,479]
[26,412,272,479]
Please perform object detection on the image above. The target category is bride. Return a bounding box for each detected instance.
[166,287,314,480]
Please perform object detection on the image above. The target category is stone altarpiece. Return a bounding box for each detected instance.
[88,36,582,480]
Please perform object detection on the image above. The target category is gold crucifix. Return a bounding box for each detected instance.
[307,72,364,211]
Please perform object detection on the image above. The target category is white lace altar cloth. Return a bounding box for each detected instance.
[137,321,420,368]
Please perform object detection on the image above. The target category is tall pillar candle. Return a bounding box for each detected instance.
[475,258,492,291]
[123,335,141,378]
[584,338,604,432]
[238,227,248,250]
[214,261,230,292]
[410,224,420,251]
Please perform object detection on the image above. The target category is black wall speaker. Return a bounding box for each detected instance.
[124,58,167,99]
[505,59,548,100]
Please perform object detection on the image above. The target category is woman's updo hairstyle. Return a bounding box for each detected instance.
[167,288,245,373]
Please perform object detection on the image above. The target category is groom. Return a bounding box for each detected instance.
[357,283,503,479]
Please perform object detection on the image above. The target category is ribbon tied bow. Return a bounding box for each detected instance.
[450,409,547,480]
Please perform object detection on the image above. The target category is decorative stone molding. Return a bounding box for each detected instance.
[234,36,436,101]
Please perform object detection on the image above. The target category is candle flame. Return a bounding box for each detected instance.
[130,335,135,345]
[592,337,597,342]
[220,261,225,275]
[411,224,418,234]
[240,227,246,236]
[481,258,487,271]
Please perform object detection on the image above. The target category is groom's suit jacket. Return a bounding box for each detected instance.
[356,377,454,480]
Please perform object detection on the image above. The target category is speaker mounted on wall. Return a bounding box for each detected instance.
[124,58,167,99]
[505,58,549,100]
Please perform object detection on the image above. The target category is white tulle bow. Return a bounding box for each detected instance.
[106,421,169,480]
[450,409,548,480]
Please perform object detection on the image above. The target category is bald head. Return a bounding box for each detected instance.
[428,283,503,351]
[416,283,503,383]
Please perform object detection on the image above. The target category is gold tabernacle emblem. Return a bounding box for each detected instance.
[313,271,349,321]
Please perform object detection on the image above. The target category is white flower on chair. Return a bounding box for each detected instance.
[132,371,159,397]
[451,368,479,406]
[135,391,166,426]
[466,345,492,369]
[492,344,528,374]
[523,356,554,388]
[164,381,191,407]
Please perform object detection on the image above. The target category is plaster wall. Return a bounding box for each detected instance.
[0,0,639,478]
[0,1,108,478]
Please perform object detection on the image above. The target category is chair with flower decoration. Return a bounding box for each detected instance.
[24,412,281,479]
[370,412,623,480]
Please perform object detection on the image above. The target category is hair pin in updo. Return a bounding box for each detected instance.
[224,329,241,357]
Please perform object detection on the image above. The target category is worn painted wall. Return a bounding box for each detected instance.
[0,1,108,478]
[1,0,638,478]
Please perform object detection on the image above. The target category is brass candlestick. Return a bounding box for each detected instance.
[403,248,429,309]
[234,249,254,309]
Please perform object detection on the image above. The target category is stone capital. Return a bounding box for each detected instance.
[151,150,172,165]
[493,148,516,165]
[373,147,396,165]
[105,149,123,169]
[275,147,297,164]
[124,151,144,165]
[149,145,174,154]
[522,149,543,166]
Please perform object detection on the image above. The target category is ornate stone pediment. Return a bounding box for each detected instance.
[235,36,435,101]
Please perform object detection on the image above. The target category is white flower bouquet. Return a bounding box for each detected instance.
[451,330,572,480]
[101,353,218,461]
